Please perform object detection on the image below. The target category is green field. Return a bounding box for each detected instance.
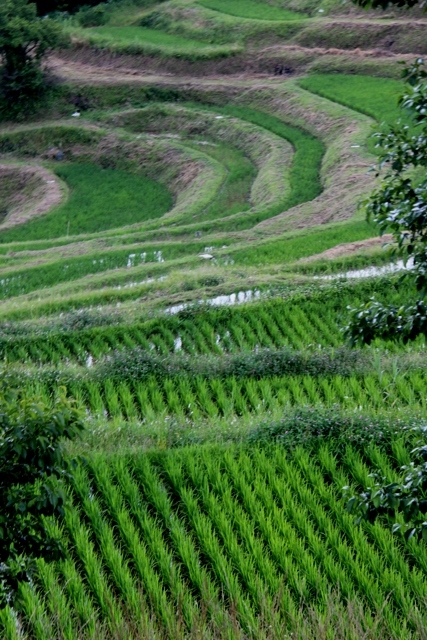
[0,163,173,242]
[299,74,407,124]
[197,0,304,21]
[78,25,241,58]
[1,0,427,637]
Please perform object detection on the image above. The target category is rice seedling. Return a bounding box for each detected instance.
[160,456,260,634]
[194,377,218,418]
[0,608,20,640]
[272,449,411,625]
[103,379,123,419]
[17,582,53,640]
[64,502,125,629]
[92,459,182,635]
[35,559,75,640]
[59,559,99,638]
[117,382,139,420]
[129,456,229,629]
[147,378,166,415]
[133,382,155,420]
[210,379,234,416]
[86,382,106,418]
[71,465,153,630]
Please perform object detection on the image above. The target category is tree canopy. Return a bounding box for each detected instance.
[0,0,63,111]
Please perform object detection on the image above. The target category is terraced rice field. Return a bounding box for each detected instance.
[1,0,427,637]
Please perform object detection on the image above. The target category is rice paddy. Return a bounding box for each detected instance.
[1,1,426,637]
[196,0,305,21]
[2,445,427,639]
[0,163,173,242]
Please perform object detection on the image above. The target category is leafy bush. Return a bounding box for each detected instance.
[344,298,427,345]
[76,3,108,27]
[95,345,368,383]
[346,425,427,541]
[0,385,83,606]
[248,405,414,450]
[345,60,427,345]
[0,0,64,114]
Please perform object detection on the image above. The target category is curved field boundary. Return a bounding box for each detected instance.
[0,125,228,243]
[0,98,322,246]
[107,103,295,221]
[0,163,66,231]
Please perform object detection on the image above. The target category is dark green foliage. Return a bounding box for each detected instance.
[345,298,427,345]
[95,345,367,384]
[249,405,412,450]
[346,426,427,541]
[0,0,63,114]
[76,3,108,27]
[35,0,161,15]
[353,0,421,8]
[345,60,427,345]
[36,0,106,14]
[0,385,83,606]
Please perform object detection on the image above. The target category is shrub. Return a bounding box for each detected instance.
[0,384,83,606]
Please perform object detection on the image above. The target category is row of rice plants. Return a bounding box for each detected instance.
[296,446,427,611]
[3,444,426,638]
[26,369,427,422]
[0,275,414,362]
[0,301,345,364]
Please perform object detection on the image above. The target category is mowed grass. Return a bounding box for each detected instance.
[0,163,172,242]
[197,0,304,21]
[299,74,408,125]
